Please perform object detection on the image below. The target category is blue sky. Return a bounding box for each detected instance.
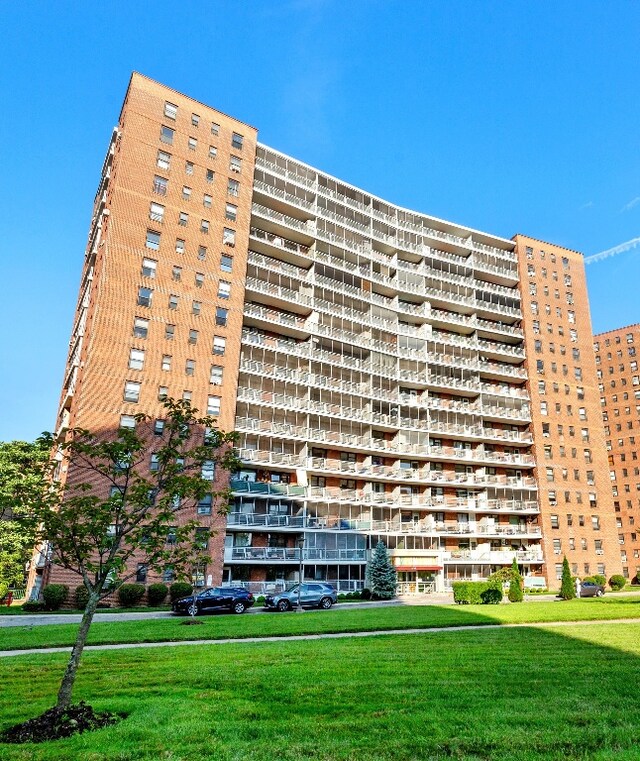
[1,1,639,441]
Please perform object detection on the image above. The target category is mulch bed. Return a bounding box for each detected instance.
[0,701,121,744]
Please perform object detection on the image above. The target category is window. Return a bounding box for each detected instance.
[225,203,237,221]
[206,169,215,184]
[133,317,149,338]
[540,401,548,415]
[228,178,239,196]
[153,175,168,196]
[201,219,210,234]
[208,145,217,159]
[145,230,160,250]
[536,359,544,373]
[128,348,145,370]
[192,300,201,316]
[207,395,221,415]
[136,564,148,583]
[137,287,153,307]
[218,280,231,299]
[215,306,228,326]
[185,161,194,176]
[165,324,175,340]
[223,228,235,247]
[141,257,157,278]
[230,155,242,173]
[221,254,233,272]
[156,150,171,171]
[203,194,212,208]
[188,136,197,151]
[198,245,207,261]
[172,265,182,281]
[592,515,601,531]
[211,122,220,135]
[195,272,205,288]
[210,365,223,385]
[160,125,174,144]
[149,202,164,223]
[188,329,199,345]
[124,381,141,403]
[191,113,200,127]
[553,539,562,555]
[150,454,160,473]
[182,186,192,201]
[197,494,212,514]
[175,238,185,255]
[158,385,168,401]
[161,354,172,371]
[120,414,136,429]
[213,336,226,355]
[164,101,178,119]
[182,390,192,402]
[179,212,188,226]
[185,359,196,376]
[168,294,179,310]
[232,132,244,149]
[550,514,559,529]
[546,467,554,482]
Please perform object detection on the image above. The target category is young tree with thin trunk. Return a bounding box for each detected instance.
[14,399,238,712]
[559,556,576,600]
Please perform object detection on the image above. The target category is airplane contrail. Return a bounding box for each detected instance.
[584,236,640,264]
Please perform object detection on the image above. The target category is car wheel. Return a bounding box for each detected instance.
[596,590,604,597]
[277,599,291,612]
[187,603,200,616]
[232,601,246,614]
[319,597,333,609]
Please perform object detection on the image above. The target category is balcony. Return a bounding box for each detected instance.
[255,155,316,188]
[252,202,313,235]
[254,179,315,212]
[225,547,367,562]
[249,227,311,257]
[230,480,305,497]
[443,549,543,564]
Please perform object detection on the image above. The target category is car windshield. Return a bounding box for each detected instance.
[285,585,299,593]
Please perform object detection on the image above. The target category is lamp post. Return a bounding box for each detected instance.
[296,535,304,612]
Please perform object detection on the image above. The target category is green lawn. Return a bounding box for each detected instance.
[3,596,640,651]
[2,621,640,759]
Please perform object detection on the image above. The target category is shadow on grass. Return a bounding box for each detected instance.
[1,604,640,759]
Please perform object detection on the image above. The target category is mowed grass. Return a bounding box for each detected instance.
[2,622,640,760]
[3,596,640,651]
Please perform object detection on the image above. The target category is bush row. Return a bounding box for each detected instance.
[24,582,195,611]
[452,581,503,605]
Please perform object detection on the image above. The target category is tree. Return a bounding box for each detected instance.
[12,399,238,711]
[0,439,50,597]
[366,542,397,599]
[508,557,523,602]
[559,556,576,600]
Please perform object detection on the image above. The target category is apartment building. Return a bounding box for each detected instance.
[594,324,640,582]
[44,72,602,596]
[513,236,622,586]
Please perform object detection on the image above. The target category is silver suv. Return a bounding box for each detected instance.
[264,583,337,611]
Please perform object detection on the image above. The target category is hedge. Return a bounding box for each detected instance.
[117,583,146,606]
[452,580,503,604]
[42,584,69,610]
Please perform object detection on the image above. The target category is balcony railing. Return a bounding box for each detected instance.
[225,547,367,562]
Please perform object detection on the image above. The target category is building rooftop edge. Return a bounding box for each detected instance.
[594,323,640,338]
[128,71,258,133]
[257,141,516,251]
[512,234,584,256]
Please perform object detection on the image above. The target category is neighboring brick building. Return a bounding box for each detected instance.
[36,73,624,597]
[594,324,640,582]
[513,236,622,586]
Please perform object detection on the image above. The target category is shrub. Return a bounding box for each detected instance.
[74,585,90,609]
[21,600,45,612]
[366,542,397,599]
[147,583,168,606]
[453,581,502,604]
[255,595,265,606]
[117,583,145,607]
[42,584,69,611]
[609,574,626,591]
[360,588,372,600]
[591,574,607,587]
[508,558,523,603]
[169,582,193,602]
[559,557,576,600]
[481,587,503,605]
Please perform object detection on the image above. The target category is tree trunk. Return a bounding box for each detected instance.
[55,590,101,710]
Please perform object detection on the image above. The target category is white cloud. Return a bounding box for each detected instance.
[621,196,640,213]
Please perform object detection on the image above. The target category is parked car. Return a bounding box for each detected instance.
[264,583,337,611]
[579,581,605,598]
[172,587,254,615]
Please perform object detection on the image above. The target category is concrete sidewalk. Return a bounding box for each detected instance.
[2,617,638,658]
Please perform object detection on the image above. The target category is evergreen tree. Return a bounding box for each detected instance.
[508,557,523,602]
[559,556,576,600]
[366,542,397,599]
